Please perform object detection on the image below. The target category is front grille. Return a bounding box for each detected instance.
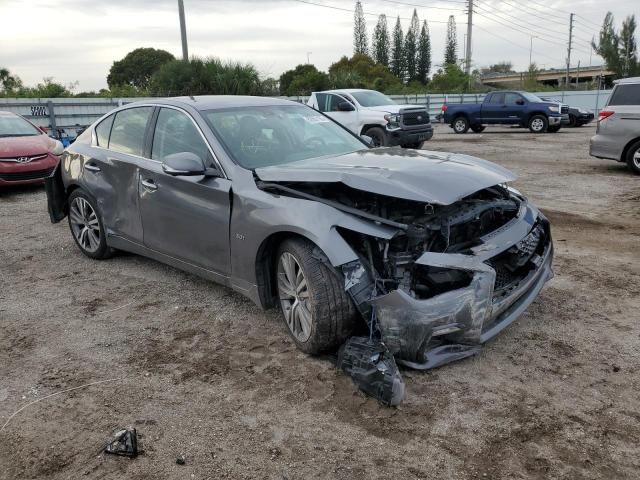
[561,106,569,114]
[402,110,430,126]
[486,224,545,300]
[0,167,54,181]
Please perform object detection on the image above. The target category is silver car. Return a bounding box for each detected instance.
[46,96,553,370]
[590,77,640,174]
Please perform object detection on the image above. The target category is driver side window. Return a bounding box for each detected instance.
[152,108,210,163]
[505,93,523,105]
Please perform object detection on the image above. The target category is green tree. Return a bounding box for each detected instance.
[372,14,390,67]
[0,67,23,95]
[523,63,541,90]
[444,15,458,65]
[416,20,431,84]
[403,9,420,81]
[391,16,404,79]
[592,13,621,77]
[107,48,175,89]
[429,63,473,92]
[619,15,638,77]
[482,62,514,74]
[329,53,401,91]
[279,64,330,95]
[150,58,264,96]
[353,1,368,55]
[20,78,75,97]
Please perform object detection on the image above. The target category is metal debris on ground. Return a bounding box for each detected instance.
[337,336,406,406]
[104,427,138,457]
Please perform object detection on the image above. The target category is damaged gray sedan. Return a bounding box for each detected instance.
[46,96,553,388]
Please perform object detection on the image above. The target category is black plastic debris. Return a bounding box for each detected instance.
[337,336,406,406]
[104,427,138,457]
[176,454,186,465]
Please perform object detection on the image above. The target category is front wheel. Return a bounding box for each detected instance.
[452,116,469,134]
[625,139,640,175]
[568,114,577,127]
[363,126,388,147]
[528,115,548,133]
[68,189,113,259]
[276,238,356,354]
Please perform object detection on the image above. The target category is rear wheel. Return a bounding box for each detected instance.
[528,115,548,133]
[471,125,485,133]
[364,126,388,147]
[452,116,469,134]
[68,189,112,259]
[276,238,356,354]
[625,139,640,175]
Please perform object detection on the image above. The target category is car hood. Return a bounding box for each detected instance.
[363,104,424,114]
[0,134,52,158]
[255,148,516,205]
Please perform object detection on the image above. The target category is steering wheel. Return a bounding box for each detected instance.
[304,136,327,149]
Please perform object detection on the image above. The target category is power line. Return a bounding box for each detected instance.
[378,0,464,12]
[473,24,560,63]
[289,0,461,24]
[487,0,568,28]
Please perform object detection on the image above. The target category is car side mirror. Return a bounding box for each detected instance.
[162,152,207,176]
[360,134,373,147]
[516,99,525,105]
[337,101,355,112]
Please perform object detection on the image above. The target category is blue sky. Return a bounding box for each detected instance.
[0,0,636,91]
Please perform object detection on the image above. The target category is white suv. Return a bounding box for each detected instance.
[307,89,433,148]
[590,77,640,175]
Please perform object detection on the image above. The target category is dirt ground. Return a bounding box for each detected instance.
[1,123,639,480]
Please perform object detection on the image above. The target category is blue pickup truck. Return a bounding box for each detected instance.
[442,91,569,134]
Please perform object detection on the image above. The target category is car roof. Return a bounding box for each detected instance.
[614,77,640,85]
[314,89,372,94]
[126,96,301,111]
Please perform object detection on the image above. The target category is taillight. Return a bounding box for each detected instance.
[441,105,448,112]
[598,110,614,122]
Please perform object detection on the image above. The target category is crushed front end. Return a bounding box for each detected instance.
[334,183,553,369]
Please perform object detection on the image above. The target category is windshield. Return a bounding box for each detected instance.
[351,91,397,107]
[520,92,544,103]
[0,114,41,138]
[204,105,367,169]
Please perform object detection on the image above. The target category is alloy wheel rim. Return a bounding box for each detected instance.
[70,197,101,253]
[455,119,466,132]
[634,148,640,168]
[277,252,312,342]
[532,118,544,131]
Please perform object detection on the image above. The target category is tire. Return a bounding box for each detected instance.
[528,115,548,133]
[471,125,485,133]
[67,189,113,259]
[276,238,356,354]
[547,125,561,133]
[568,114,577,127]
[401,141,424,149]
[452,116,469,134]
[625,139,640,175]
[364,126,388,147]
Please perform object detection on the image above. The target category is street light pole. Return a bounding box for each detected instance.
[178,0,189,61]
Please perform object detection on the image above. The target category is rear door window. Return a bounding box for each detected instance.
[504,93,523,105]
[608,84,640,106]
[95,114,114,147]
[108,107,154,156]
[487,93,505,104]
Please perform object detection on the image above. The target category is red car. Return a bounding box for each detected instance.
[0,111,63,187]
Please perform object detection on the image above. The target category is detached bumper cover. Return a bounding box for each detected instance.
[371,201,553,370]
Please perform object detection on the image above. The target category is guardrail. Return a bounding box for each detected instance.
[1,89,612,138]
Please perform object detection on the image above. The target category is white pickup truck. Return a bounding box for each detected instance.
[307,89,433,148]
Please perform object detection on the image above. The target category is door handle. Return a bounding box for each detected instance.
[85,163,101,172]
[140,178,158,191]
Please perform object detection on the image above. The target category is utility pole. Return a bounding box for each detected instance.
[464,0,473,76]
[178,0,189,61]
[307,52,312,64]
[565,12,574,87]
[529,35,538,67]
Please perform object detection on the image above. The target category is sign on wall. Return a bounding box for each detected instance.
[30,105,48,116]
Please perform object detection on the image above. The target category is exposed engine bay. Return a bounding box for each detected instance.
[257,179,553,406]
